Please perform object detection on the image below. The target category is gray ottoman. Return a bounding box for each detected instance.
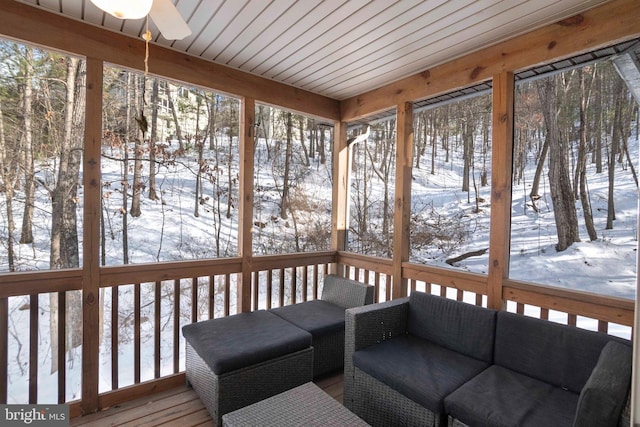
[182,310,313,425]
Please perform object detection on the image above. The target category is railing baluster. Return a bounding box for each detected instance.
[134,283,141,384]
[154,282,161,379]
[516,303,525,315]
[291,267,297,305]
[457,289,463,302]
[192,277,198,322]
[112,286,119,390]
[252,272,259,311]
[567,314,577,327]
[475,293,482,307]
[224,274,230,317]
[598,320,608,333]
[279,269,285,307]
[173,280,180,374]
[540,307,549,320]
[313,265,319,300]
[29,294,38,403]
[208,276,215,320]
[374,272,380,303]
[385,274,392,301]
[0,297,7,403]
[267,270,273,309]
[302,266,308,302]
[58,292,66,404]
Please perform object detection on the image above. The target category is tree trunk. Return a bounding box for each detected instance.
[130,75,143,218]
[168,84,184,152]
[606,79,625,229]
[194,94,203,218]
[0,101,16,272]
[593,67,603,172]
[297,116,310,166]
[148,78,159,201]
[537,77,580,251]
[281,112,292,219]
[576,69,597,241]
[20,46,35,244]
[50,57,84,373]
[319,125,326,165]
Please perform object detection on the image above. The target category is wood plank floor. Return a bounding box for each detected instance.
[70,373,344,427]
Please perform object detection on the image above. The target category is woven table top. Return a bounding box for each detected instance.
[222,382,369,426]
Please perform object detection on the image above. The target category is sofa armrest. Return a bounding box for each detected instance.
[343,298,409,407]
[321,274,374,309]
[573,340,632,427]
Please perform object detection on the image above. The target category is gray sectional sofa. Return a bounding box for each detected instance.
[344,291,632,427]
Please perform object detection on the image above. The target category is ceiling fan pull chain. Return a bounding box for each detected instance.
[143,15,152,76]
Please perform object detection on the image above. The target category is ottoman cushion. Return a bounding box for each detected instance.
[182,310,312,375]
[270,300,346,337]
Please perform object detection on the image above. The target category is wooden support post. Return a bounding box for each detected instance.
[487,71,514,310]
[330,121,349,274]
[238,97,255,312]
[392,102,413,299]
[81,57,103,414]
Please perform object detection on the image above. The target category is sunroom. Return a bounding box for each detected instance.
[0,0,639,425]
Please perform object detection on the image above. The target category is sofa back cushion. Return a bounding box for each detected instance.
[321,274,374,309]
[407,292,496,363]
[494,311,614,393]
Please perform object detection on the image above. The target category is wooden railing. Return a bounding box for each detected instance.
[339,252,634,339]
[0,250,634,416]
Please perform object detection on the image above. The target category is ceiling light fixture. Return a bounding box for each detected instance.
[90,0,153,20]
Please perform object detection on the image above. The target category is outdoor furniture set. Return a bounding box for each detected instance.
[181,273,374,425]
[344,291,632,427]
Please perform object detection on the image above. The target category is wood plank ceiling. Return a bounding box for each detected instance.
[18,0,608,100]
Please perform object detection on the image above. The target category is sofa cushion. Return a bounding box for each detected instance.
[573,340,633,427]
[353,334,489,414]
[321,274,373,309]
[270,299,346,337]
[407,292,496,362]
[444,365,579,427]
[182,310,312,375]
[494,311,612,393]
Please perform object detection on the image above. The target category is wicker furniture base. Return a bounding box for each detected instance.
[352,366,439,427]
[186,342,313,426]
[222,382,370,426]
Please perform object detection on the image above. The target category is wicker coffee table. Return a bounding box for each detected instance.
[222,382,370,426]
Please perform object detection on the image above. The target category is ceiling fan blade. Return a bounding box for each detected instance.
[149,0,192,40]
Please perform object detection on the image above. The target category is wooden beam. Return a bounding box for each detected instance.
[330,122,349,274]
[0,0,339,122]
[238,97,255,313]
[391,102,413,299]
[81,57,103,415]
[340,0,640,121]
[487,71,514,310]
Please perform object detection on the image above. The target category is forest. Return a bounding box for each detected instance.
[0,40,638,402]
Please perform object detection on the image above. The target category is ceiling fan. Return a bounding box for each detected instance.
[90,0,192,40]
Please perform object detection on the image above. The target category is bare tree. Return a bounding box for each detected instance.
[148,78,159,201]
[536,77,580,251]
[576,69,597,241]
[0,101,17,271]
[19,46,35,244]
[280,112,292,219]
